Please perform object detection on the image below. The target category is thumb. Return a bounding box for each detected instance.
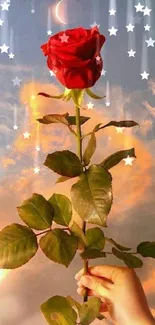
[81,274,112,300]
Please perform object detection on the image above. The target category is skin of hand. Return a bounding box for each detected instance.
[75,264,155,325]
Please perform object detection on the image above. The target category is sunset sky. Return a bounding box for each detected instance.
[0,0,155,324]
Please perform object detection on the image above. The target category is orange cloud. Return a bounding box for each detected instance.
[1,157,16,168]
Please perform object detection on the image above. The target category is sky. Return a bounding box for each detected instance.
[0,0,155,324]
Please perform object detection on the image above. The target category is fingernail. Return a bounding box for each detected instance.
[81,275,91,282]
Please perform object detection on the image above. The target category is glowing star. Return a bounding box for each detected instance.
[95,56,101,64]
[47,30,52,36]
[34,167,40,174]
[135,2,144,12]
[87,102,94,110]
[105,101,111,107]
[90,21,100,28]
[9,53,15,59]
[123,155,135,166]
[108,26,118,36]
[35,146,40,152]
[0,43,9,53]
[126,23,135,32]
[23,131,30,139]
[116,127,125,133]
[13,125,18,130]
[109,8,116,15]
[101,69,106,76]
[31,9,35,14]
[128,49,136,57]
[145,37,155,47]
[12,77,22,87]
[144,24,150,31]
[31,94,36,100]
[143,6,152,16]
[49,70,55,77]
[0,19,4,26]
[141,71,149,79]
[6,144,11,150]
[0,1,10,10]
[59,33,70,43]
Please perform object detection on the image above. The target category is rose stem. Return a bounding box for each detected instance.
[75,102,88,303]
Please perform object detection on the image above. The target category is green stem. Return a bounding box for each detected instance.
[75,103,88,303]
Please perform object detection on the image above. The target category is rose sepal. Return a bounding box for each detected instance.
[85,88,106,100]
[37,88,72,101]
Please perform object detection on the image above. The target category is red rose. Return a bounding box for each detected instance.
[41,27,106,89]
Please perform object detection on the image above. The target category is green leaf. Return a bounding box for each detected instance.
[79,297,102,325]
[70,221,87,250]
[17,193,54,230]
[98,148,136,170]
[80,248,106,260]
[112,247,143,268]
[48,193,72,226]
[41,295,77,325]
[39,228,78,267]
[106,237,131,251]
[71,89,85,108]
[44,150,83,177]
[93,123,102,132]
[137,241,155,258]
[66,296,81,313]
[83,132,96,166]
[71,165,113,227]
[99,120,139,129]
[37,113,69,125]
[37,92,65,99]
[0,223,38,269]
[85,88,106,100]
[55,176,71,184]
[85,227,105,250]
[66,116,90,126]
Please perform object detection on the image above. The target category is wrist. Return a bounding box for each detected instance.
[128,314,155,325]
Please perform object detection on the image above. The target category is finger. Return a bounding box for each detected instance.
[86,264,127,284]
[80,275,112,298]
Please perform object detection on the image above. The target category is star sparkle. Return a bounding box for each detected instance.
[49,70,55,77]
[96,56,101,64]
[0,19,4,26]
[135,2,144,12]
[0,1,10,10]
[23,131,30,139]
[108,26,118,36]
[123,155,135,166]
[59,33,70,43]
[35,146,40,152]
[0,43,9,53]
[47,30,52,36]
[101,69,106,76]
[145,37,155,47]
[33,167,40,174]
[87,102,94,110]
[90,21,100,28]
[12,77,22,87]
[105,101,111,107]
[109,8,116,15]
[144,24,151,31]
[31,9,35,14]
[143,6,152,16]
[9,53,15,59]
[126,23,135,32]
[128,49,136,57]
[13,125,18,130]
[116,127,125,133]
[141,71,149,80]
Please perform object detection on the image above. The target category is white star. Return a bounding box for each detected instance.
[135,3,144,12]
[0,43,9,53]
[34,167,40,174]
[108,26,118,36]
[116,127,125,133]
[13,125,18,130]
[59,33,70,43]
[87,102,94,110]
[95,55,101,64]
[9,53,15,59]
[31,9,35,13]
[12,77,22,87]
[90,21,100,28]
[128,49,136,57]
[105,101,111,107]
[101,69,106,76]
[0,1,10,10]
[144,24,151,31]
[49,70,55,77]
[126,23,135,32]
[143,6,152,16]
[141,71,149,80]
[6,144,11,150]
[145,37,155,47]
[109,8,116,15]
[23,131,30,139]
[47,30,52,36]
[35,146,40,152]
[123,155,135,166]
[0,19,4,26]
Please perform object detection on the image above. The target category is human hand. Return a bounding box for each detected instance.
[75,264,155,325]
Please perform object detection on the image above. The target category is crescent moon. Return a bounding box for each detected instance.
[55,0,68,25]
